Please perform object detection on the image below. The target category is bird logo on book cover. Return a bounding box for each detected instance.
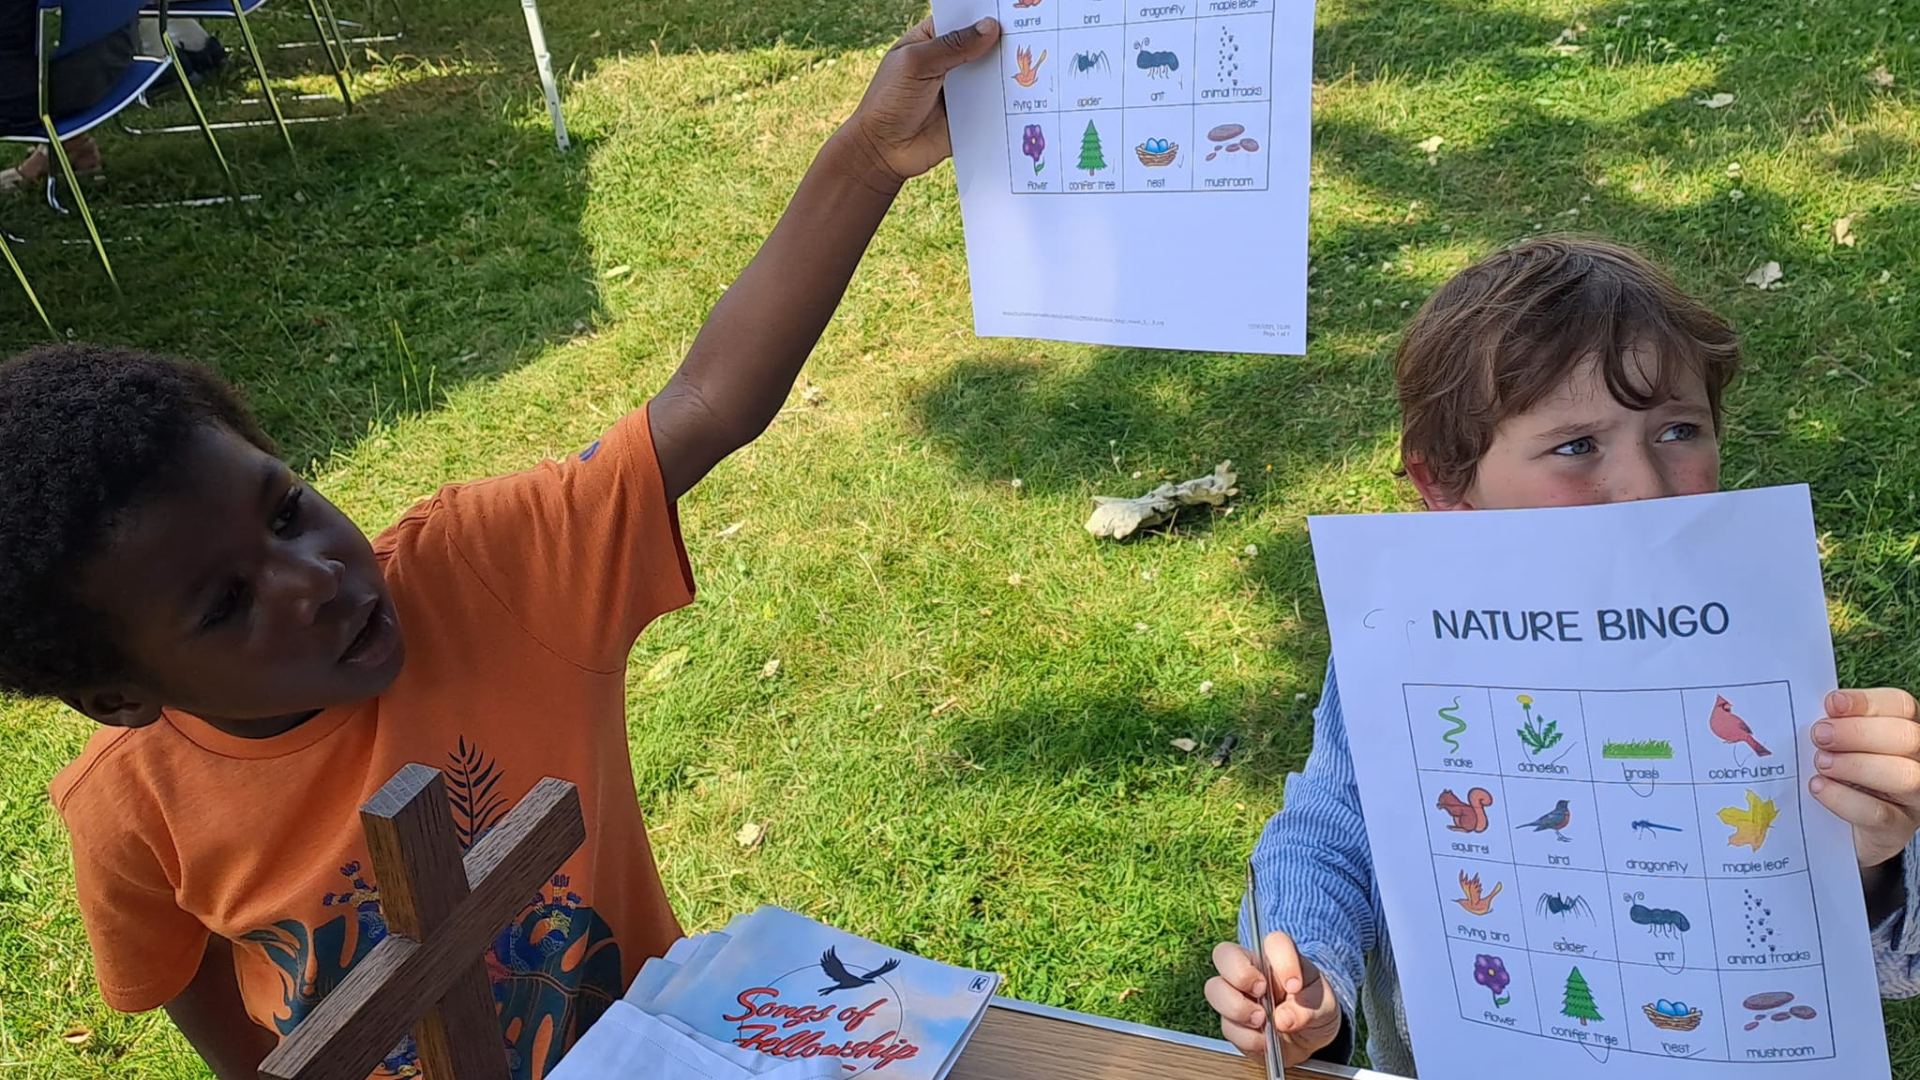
[724,945,921,1073]
[821,947,901,995]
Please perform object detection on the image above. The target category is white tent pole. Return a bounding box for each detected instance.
[519,0,570,151]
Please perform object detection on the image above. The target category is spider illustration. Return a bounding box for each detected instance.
[1537,892,1594,920]
[1069,49,1110,75]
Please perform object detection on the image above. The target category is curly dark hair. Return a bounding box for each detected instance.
[0,345,273,698]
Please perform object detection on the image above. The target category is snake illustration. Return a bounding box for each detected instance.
[1439,696,1467,753]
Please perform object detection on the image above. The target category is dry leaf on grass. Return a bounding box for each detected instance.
[1086,461,1239,540]
[62,1026,91,1045]
[1696,92,1737,109]
[1868,65,1895,89]
[1745,261,1783,290]
[1171,738,1199,753]
[715,520,745,539]
[1834,216,1856,247]
[1417,135,1445,155]
[759,658,781,679]
[735,822,766,849]
[645,647,691,683]
[1118,987,1143,1002]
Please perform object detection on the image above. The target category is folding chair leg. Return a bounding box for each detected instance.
[160,35,240,200]
[230,3,298,159]
[0,232,54,336]
[40,120,117,291]
[305,0,354,110]
[317,0,353,65]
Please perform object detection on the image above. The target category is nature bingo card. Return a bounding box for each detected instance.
[928,0,1315,354]
[1308,487,1891,1079]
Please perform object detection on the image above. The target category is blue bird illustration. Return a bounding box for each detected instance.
[1515,799,1572,842]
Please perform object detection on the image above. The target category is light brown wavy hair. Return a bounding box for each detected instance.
[1396,236,1743,502]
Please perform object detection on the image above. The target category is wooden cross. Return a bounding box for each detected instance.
[257,764,586,1080]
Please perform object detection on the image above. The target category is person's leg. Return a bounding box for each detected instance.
[0,135,101,194]
[142,18,227,86]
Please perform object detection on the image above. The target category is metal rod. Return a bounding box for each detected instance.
[230,0,298,159]
[0,233,55,335]
[519,0,569,152]
[40,117,117,291]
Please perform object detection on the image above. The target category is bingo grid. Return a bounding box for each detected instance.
[996,0,1276,193]
[1408,681,1836,1064]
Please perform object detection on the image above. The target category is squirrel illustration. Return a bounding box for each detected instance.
[1436,787,1494,833]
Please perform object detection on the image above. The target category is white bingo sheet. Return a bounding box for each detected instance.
[1307,487,1891,1078]
[929,0,1315,354]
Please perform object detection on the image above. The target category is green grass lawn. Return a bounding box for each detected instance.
[1,0,1918,1074]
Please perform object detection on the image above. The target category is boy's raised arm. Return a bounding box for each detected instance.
[647,17,1001,502]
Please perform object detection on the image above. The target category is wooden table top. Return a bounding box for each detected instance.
[950,1000,1389,1080]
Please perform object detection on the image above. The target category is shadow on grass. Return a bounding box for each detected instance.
[0,0,937,465]
[910,345,1395,496]
[0,64,600,470]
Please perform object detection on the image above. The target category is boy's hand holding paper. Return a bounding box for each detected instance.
[1810,687,1920,874]
[838,17,1002,190]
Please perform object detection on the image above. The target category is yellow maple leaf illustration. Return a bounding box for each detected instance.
[1718,790,1779,851]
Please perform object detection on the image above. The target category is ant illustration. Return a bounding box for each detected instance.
[1133,38,1180,80]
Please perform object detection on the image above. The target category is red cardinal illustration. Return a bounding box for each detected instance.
[1709,695,1771,757]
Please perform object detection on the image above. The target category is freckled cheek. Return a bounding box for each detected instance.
[1528,472,1607,508]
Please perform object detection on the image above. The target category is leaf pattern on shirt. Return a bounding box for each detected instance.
[239,742,623,1079]
[448,736,509,851]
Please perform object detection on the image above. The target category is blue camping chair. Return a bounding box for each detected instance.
[1,0,233,288]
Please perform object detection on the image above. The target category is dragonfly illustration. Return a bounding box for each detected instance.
[1632,819,1684,839]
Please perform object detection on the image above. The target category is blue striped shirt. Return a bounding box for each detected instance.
[1242,661,1920,1075]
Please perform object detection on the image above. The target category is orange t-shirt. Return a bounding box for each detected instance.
[51,407,695,1079]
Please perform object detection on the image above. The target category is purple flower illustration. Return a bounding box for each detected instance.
[1473,953,1512,1007]
[1022,124,1046,173]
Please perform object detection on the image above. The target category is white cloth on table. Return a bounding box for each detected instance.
[548,1000,842,1080]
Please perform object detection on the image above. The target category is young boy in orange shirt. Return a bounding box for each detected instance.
[1204,238,1920,1074]
[0,17,1000,1079]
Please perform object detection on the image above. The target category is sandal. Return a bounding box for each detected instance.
[0,142,104,195]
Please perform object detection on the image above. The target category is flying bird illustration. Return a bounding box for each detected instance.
[818,948,901,995]
[1454,871,1503,916]
[1012,45,1047,88]
[1709,695,1771,756]
[1515,799,1572,842]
